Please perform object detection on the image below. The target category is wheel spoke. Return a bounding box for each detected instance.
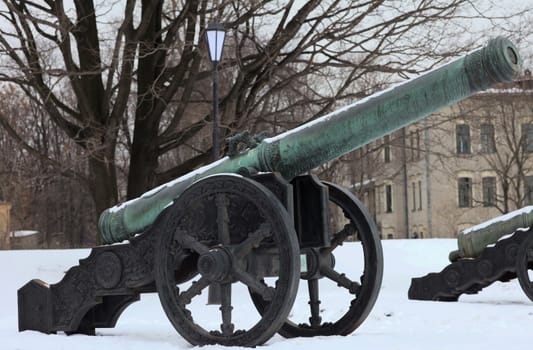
[233,223,271,259]
[322,223,356,255]
[246,181,383,338]
[234,267,275,301]
[216,194,231,245]
[176,232,210,255]
[322,267,361,296]
[220,283,235,336]
[177,276,210,305]
[156,174,300,346]
[307,279,322,328]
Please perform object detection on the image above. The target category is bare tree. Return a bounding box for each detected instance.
[472,92,533,212]
[0,0,528,242]
[0,86,96,246]
[417,85,533,215]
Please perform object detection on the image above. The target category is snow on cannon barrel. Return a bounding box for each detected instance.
[99,36,522,245]
[449,206,533,262]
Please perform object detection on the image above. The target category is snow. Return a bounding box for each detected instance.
[461,206,533,235]
[481,88,533,94]
[10,230,38,238]
[350,178,376,189]
[108,157,230,213]
[4,239,533,350]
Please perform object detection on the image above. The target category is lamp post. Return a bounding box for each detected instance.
[206,22,226,161]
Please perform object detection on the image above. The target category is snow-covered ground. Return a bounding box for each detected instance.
[3,238,533,350]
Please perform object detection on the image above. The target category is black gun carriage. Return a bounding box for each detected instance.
[18,37,521,346]
[409,207,533,302]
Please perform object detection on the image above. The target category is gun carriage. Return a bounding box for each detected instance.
[409,207,533,302]
[18,37,521,346]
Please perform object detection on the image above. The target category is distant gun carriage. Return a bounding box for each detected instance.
[410,207,533,302]
[18,37,521,346]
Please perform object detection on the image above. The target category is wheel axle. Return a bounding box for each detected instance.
[198,248,233,283]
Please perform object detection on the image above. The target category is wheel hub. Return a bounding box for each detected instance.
[197,248,233,282]
[301,248,335,280]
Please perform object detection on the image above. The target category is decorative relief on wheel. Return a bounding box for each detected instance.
[154,174,300,347]
[250,181,384,337]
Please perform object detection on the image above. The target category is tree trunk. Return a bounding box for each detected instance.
[88,150,118,243]
[502,180,510,213]
[127,126,160,199]
[127,0,163,199]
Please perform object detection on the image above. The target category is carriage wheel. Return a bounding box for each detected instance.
[251,181,383,337]
[154,174,300,347]
[516,231,533,301]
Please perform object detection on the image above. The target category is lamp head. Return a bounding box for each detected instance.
[206,22,226,63]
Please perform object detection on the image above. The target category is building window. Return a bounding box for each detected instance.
[411,182,416,211]
[480,123,496,153]
[416,130,421,160]
[364,144,371,169]
[456,124,470,154]
[525,176,533,205]
[522,124,533,153]
[458,177,472,208]
[410,130,421,161]
[385,184,393,213]
[482,177,496,207]
[410,132,414,160]
[376,187,382,214]
[384,135,391,162]
[418,226,425,238]
[418,180,422,211]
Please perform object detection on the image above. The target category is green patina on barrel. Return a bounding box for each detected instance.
[449,206,533,261]
[99,37,522,244]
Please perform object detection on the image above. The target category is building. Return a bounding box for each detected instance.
[349,72,533,239]
[0,202,43,249]
[0,202,12,249]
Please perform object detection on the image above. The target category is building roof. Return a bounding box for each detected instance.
[481,69,533,93]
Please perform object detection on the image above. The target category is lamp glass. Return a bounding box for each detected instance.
[206,24,225,62]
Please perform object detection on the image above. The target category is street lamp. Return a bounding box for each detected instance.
[206,22,226,161]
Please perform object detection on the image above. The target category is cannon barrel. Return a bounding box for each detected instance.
[449,206,533,261]
[100,37,521,244]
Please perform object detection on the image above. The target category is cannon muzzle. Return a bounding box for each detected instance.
[100,37,522,244]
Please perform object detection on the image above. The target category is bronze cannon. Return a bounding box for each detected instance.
[410,206,533,302]
[19,37,521,346]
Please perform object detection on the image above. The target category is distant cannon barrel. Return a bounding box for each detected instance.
[449,207,533,261]
[99,37,522,244]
